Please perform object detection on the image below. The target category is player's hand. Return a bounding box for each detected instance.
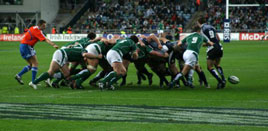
[53,45,59,49]
[97,54,103,59]
[158,45,163,49]
[163,52,169,58]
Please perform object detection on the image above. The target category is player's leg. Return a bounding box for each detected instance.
[195,65,209,88]
[99,50,123,89]
[15,44,34,84]
[28,55,38,83]
[72,59,99,89]
[15,59,32,85]
[214,57,226,87]
[169,50,195,89]
[207,59,224,89]
[33,50,64,85]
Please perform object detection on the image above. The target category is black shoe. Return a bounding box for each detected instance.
[189,84,195,89]
[221,80,226,89]
[168,81,175,89]
[60,80,67,86]
[137,80,141,85]
[120,80,126,86]
[77,85,85,89]
[217,82,223,89]
[148,73,153,86]
[199,79,203,86]
[52,82,60,88]
[15,74,24,85]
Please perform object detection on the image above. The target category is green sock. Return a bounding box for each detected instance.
[33,72,50,84]
[108,74,122,87]
[70,69,91,80]
[75,70,91,87]
[101,71,117,84]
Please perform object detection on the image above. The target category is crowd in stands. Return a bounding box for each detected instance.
[74,0,197,33]
[0,0,22,5]
[206,0,268,32]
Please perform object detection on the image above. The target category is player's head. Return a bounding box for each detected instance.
[87,32,96,40]
[38,20,47,30]
[197,17,206,26]
[130,35,139,43]
[192,25,201,32]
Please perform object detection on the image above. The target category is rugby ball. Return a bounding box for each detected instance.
[228,76,239,84]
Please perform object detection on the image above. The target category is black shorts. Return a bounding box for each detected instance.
[207,45,223,60]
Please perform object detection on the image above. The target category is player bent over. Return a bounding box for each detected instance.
[98,36,139,90]
[29,48,101,89]
[169,25,214,89]
[68,37,119,89]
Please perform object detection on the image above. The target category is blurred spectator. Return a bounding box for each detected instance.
[75,0,197,33]
[67,26,72,34]
[52,26,57,34]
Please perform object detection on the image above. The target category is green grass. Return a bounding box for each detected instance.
[0,41,268,130]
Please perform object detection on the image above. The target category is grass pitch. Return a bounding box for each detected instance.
[0,41,268,130]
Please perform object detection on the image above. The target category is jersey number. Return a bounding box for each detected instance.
[192,37,198,43]
[118,40,127,43]
[209,30,215,38]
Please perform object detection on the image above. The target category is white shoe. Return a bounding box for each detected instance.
[109,85,115,91]
[44,78,52,87]
[29,81,37,90]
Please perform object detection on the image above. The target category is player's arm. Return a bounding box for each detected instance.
[147,34,162,49]
[203,41,214,47]
[138,39,145,47]
[90,37,103,42]
[132,50,139,60]
[45,39,59,49]
[149,50,169,58]
[35,30,58,49]
[216,33,220,41]
[159,37,169,44]
[177,36,186,47]
[82,52,102,59]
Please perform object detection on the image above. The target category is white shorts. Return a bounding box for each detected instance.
[183,50,198,67]
[106,50,122,66]
[85,44,101,55]
[52,50,68,67]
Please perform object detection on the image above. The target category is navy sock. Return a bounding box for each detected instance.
[18,65,31,77]
[32,67,38,82]
[216,66,225,82]
[198,71,208,85]
[209,69,222,83]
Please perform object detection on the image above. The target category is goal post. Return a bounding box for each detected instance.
[224,0,268,42]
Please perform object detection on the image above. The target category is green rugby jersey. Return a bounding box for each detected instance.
[181,32,208,54]
[137,44,153,59]
[95,41,113,55]
[111,38,137,56]
[63,37,90,48]
[61,48,87,62]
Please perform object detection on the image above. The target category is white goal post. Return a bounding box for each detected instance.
[224,0,268,42]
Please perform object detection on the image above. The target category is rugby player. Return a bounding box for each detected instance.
[98,35,139,90]
[29,47,101,89]
[197,17,226,89]
[169,25,214,89]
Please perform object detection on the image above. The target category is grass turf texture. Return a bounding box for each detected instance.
[0,41,268,130]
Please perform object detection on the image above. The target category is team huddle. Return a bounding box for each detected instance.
[14,17,226,90]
